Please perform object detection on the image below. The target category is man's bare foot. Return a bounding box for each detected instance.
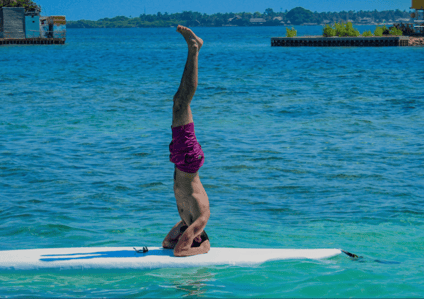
[177,25,203,52]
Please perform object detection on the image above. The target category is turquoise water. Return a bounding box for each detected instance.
[1,26,423,297]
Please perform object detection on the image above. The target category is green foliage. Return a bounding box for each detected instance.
[345,22,360,37]
[323,24,336,37]
[0,0,41,12]
[362,30,374,37]
[389,27,403,36]
[264,8,275,17]
[285,7,313,25]
[334,22,346,36]
[286,27,297,37]
[374,26,384,36]
[334,22,360,37]
[323,22,360,37]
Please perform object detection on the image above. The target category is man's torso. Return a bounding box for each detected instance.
[173,168,209,226]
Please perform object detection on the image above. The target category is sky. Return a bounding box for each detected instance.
[35,0,413,21]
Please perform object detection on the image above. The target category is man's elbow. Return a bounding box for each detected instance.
[163,240,175,249]
[173,241,210,257]
[173,250,185,257]
[203,210,211,221]
[203,240,211,253]
[173,247,191,257]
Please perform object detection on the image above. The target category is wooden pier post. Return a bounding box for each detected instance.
[0,38,66,46]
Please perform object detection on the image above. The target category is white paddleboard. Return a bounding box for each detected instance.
[0,247,343,272]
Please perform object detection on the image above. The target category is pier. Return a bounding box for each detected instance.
[271,36,410,47]
[0,37,65,45]
[1,7,66,46]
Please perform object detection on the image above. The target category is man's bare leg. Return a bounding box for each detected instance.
[172,25,203,128]
[164,26,210,257]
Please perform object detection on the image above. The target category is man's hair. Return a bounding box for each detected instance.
[192,230,209,247]
[179,225,209,247]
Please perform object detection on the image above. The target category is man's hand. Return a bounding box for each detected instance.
[162,221,186,249]
[173,216,209,257]
[174,239,210,257]
[194,235,202,243]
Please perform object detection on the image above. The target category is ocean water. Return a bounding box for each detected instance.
[0,25,423,297]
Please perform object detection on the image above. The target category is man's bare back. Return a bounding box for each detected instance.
[162,26,210,257]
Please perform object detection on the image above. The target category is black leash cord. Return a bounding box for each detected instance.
[342,250,361,258]
[134,246,148,253]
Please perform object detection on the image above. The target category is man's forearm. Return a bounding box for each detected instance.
[163,240,178,249]
[174,240,210,257]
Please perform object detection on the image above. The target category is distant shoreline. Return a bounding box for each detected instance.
[66,7,411,29]
[66,23,398,29]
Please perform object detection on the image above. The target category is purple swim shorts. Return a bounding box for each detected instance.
[169,122,205,173]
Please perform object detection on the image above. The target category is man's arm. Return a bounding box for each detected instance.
[174,239,210,257]
[162,221,186,249]
[174,216,210,257]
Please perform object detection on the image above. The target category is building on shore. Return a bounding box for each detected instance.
[51,16,66,38]
[0,7,25,38]
[228,15,241,22]
[0,7,66,42]
[25,9,40,38]
[412,0,424,9]
[410,0,424,33]
[249,18,266,25]
[39,16,49,37]
[396,18,412,22]
[357,17,373,24]
[40,16,66,38]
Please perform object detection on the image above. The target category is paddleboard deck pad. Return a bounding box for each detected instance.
[0,247,344,272]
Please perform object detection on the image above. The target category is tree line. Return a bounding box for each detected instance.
[66,7,411,28]
[0,0,41,12]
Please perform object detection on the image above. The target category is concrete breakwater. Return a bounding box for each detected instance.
[0,37,65,45]
[271,36,410,47]
[409,36,424,46]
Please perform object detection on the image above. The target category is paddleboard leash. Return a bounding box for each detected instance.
[133,246,148,253]
[341,250,361,258]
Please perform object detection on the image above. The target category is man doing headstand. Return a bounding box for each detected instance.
[162,26,210,257]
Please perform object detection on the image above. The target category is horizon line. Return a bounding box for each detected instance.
[65,7,413,22]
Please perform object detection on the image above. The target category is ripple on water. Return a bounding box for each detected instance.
[0,27,423,298]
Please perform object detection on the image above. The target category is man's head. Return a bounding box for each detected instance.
[178,227,206,247]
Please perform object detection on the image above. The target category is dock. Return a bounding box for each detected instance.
[271,36,410,47]
[0,38,65,45]
[1,7,66,46]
